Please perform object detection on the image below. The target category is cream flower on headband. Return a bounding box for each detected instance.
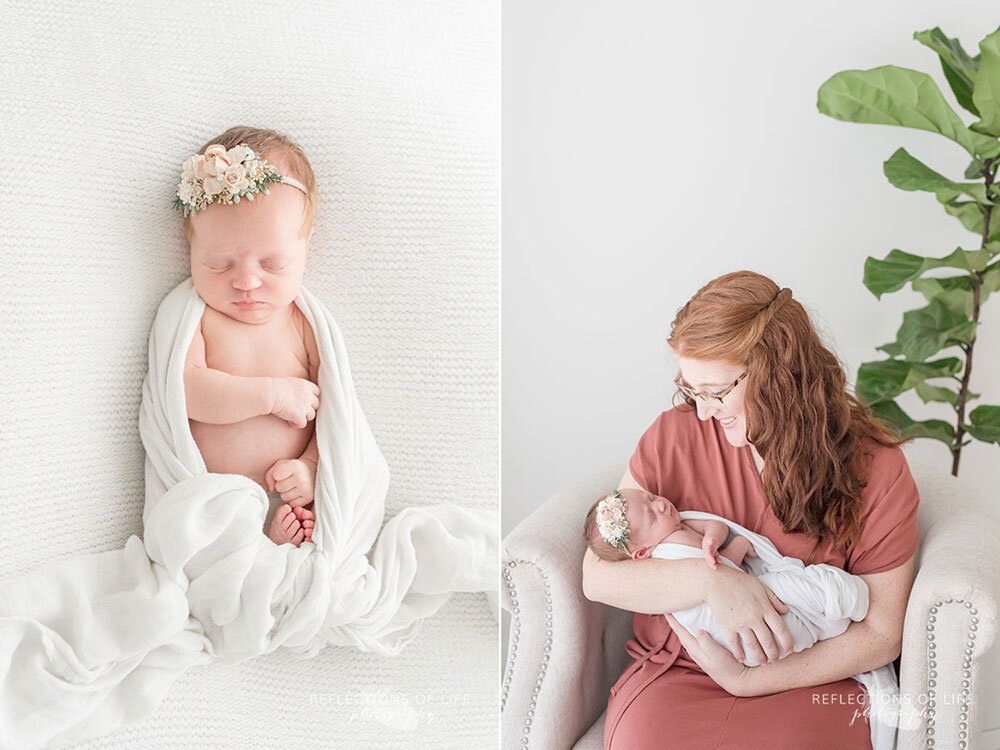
[173,142,304,217]
[596,490,629,550]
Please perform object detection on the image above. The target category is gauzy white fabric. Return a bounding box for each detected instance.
[653,510,899,750]
[0,277,497,749]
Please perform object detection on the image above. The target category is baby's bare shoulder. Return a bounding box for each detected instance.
[292,305,321,382]
[664,525,705,547]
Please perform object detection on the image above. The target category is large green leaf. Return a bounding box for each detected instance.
[971,28,1000,136]
[938,194,1000,241]
[817,65,1000,158]
[889,298,977,359]
[965,158,986,178]
[863,247,992,298]
[965,405,1000,444]
[914,27,982,117]
[870,399,956,446]
[915,382,959,405]
[912,276,975,316]
[856,356,963,404]
[987,258,1000,289]
[910,262,1000,316]
[883,148,987,202]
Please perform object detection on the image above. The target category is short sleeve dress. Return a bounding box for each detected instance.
[604,405,919,750]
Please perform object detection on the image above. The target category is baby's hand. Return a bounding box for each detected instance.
[702,534,722,569]
[270,376,321,429]
[265,458,317,507]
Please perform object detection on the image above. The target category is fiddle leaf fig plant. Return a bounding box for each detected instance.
[817,25,1000,476]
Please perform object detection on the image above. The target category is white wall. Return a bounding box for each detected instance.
[502,0,1000,741]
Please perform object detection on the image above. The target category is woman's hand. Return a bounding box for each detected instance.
[704,565,794,664]
[665,614,756,697]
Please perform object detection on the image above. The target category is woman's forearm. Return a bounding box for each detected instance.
[745,620,897,697]
[582,549,717,614]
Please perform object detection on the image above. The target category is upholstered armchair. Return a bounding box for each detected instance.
[501,460,1000,749]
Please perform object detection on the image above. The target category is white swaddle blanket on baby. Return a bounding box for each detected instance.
[0,277,497,749]
[655,510,899,750]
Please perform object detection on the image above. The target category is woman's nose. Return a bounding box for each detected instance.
[695,397,719,421]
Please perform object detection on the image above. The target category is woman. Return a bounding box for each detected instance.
[582,271,919,750]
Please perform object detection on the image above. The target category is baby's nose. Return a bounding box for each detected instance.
[233,272,262,290]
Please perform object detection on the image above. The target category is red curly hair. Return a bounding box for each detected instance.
[667,271,912,564]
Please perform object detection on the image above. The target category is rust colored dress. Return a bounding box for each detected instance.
[604,405,919,750]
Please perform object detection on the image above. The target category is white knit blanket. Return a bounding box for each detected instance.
[0,277,497,749]
[655,510,899,750]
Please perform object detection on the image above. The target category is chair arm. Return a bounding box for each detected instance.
[501,463,635,750]
[897,460,1000,750]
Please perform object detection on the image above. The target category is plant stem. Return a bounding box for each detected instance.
[951,158,993,476]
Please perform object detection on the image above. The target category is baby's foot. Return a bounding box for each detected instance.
[267,503,306,547]
[291,505,315,543]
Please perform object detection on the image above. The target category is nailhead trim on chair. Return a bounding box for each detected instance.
[924,598,979,749]
[501,559,553,748]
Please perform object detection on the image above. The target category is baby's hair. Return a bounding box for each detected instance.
[182,125,318,240]
[583,495,632,562]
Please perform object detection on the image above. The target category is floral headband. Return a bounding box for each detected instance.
[596,490,630,550]
[173,143,308,217]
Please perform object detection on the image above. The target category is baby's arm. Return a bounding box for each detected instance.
[719,536,755,567]
[184,324,274,424]
[684,519,754,569]
[683,519,730,568]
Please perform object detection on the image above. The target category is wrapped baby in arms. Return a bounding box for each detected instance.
[583,487,871,666]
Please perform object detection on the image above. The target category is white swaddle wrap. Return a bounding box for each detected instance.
[0,277,497,749]
[655,510,899,750]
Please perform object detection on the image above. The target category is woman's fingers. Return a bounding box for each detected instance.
[738,627,767,663]
[763,609,795,655]
[727,631,745,662]
[766,587,790,614]
[752,624,780,663]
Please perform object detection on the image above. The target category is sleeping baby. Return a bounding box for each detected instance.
[177,129,323,548]
[584,487,757,569]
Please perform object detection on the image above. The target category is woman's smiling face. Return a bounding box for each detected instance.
[676,356,749,448]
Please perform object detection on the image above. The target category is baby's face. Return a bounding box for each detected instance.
[622,488,681,555]
[188,173,313,325]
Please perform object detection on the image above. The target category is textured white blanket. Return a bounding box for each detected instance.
[655,510,898,750]
[0,278,497,749]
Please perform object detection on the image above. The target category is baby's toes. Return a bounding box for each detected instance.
[291,527,305,545]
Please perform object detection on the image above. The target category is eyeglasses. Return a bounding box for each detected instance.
[675,370,748,405]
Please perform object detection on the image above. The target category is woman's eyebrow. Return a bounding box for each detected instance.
[681,377,730,388]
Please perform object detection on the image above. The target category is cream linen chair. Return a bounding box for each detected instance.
[501,460,1000,749]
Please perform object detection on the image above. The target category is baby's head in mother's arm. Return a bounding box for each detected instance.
[178,126,319,325]
[583,488,683,562]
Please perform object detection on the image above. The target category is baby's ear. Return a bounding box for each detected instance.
[632,546,652,561]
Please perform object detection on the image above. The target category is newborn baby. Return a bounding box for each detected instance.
[584,487,757,569]
[178,133,322,547]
